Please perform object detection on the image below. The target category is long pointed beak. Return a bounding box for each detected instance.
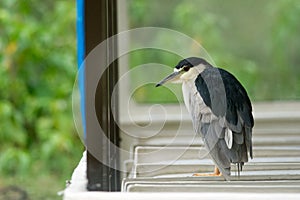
[155,71,181,87]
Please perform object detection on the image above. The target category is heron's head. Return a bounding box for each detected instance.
[156,57,211,87]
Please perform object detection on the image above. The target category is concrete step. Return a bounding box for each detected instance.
[133,162,300,178]
[133,146,300,164]
[123,179,300,193]
[128,145,300,180]
[136,134,300,147]
[124,184,300,193]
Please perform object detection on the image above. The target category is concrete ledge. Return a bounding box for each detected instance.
[64,101,300,199]
[64,152,300,200]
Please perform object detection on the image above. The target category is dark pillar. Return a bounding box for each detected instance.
[84,0,120,191]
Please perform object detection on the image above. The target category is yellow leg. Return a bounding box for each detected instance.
[193,166,222,177]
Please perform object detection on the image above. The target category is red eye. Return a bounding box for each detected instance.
[183,66,190,71]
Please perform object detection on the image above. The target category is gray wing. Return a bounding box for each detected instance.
[187,82,231,179]
[189,92,231,179]
[188,68,254,180]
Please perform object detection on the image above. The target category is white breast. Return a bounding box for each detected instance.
[182,79,217,133]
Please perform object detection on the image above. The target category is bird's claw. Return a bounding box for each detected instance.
[192,173,222,177]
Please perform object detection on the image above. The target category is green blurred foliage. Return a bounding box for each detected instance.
[128,0,300,102]
[0,0,83,198]
[266,0,300,99]
[130,49,184,103]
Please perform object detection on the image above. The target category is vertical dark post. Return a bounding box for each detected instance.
[84,0,120,191]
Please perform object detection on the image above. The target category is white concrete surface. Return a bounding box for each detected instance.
[64,151,300,200]
[64,102,300,199]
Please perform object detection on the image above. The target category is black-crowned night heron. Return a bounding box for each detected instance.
[156,57,254,180]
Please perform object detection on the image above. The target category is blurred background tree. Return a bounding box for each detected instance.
[128,0,300,102]
[0,0,83,199]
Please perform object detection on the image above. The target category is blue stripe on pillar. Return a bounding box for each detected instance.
[76,0,86,138]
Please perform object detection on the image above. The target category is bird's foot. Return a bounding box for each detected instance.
[192,166,222,177]
[192,172,222,177]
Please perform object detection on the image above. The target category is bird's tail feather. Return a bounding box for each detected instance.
[201,121,252,181]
